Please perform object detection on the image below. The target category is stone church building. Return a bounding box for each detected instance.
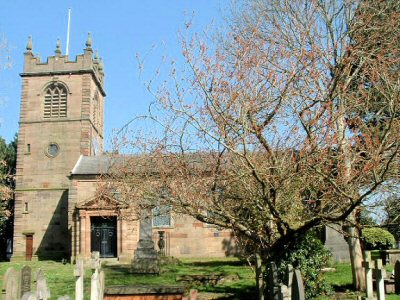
[12,36,235,262]
[11,35,350,263]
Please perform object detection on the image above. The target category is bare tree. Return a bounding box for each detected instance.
[106,0,399,295]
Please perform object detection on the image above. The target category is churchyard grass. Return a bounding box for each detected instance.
[2,259,400,299]
[0,258,255,299]
[320,263,400,300]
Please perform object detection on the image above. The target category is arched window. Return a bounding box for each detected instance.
[44,83,67,118]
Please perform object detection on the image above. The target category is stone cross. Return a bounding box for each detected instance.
[74,260,84,300]
[374,259,386,300]
[3,267,19,300]
[394,260,400,294]
[36,269,50,300]
[292,269,305,300]
[362,259,374,300]
[91,251,101,270]
[20,266,32,298]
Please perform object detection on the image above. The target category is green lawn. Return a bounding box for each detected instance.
[321,263,400,300]
[1,259,400,299]
[0,258,256,299]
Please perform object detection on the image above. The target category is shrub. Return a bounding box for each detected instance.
[275,231,332,299]
[362,227,395,250]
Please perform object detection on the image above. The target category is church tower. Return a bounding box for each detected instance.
[12,35,105,260]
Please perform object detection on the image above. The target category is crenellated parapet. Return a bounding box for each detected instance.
[22,33,105,96]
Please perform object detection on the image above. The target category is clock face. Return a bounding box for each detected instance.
[47,143,59,157]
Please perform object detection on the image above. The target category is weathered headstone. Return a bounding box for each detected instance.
[91,269,101,300]
[36,269,50,300]
[21,292,38,300]
[291,269,305,300]
[20,265,32,298]
[267,262,279,300]
[395,260,400,294]
[3,267,19,300]
[362,259,374,300]
[374,259,386,300]
[98,270,105,300]
[283,264,293,299]
[91,252,101,270]
[131,209,160,274]
[57,296,71,300]
[278,283,289,300]
[74,260,84,300]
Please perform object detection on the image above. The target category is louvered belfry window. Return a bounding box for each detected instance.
[44,83,67,118]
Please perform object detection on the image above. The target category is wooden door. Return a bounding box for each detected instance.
[25,235,33,261]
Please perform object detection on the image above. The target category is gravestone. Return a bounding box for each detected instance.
[3,267,19,300]
[74,260,84,300]
[91,252,101,270]
[284,264,293,299]
[131,209,160,274]
[374,259,386,300]
[36,269,50,300]
[21,292,38,300]
[362,259,374,300]
[292,269,305,300]
[57,296,71,300]
[267,262,279,300]
[395,260,400,294]
[91,269,100,300]
[99,270,105,300]
[278,283,289,300]
[20,265,32,298]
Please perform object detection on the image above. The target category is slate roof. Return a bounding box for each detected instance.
[71,155,116,175]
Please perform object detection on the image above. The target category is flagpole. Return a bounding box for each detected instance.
[66,8,71,56]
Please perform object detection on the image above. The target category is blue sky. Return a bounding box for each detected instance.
[0,1,225,147]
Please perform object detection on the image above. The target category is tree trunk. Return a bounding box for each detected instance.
[255,253,265,300]
[346,223,366,291]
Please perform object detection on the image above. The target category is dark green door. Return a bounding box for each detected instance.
[91,217,117,258]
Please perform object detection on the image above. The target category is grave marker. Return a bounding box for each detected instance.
[36,269,50,300]
[20,265,32,298]
[91,252,101,270]
[292,269,305,300]
[362,259,374,300]
[4,267,19,300]
[278,283,289,300]
[284,264,293,299]
[395,260,400,294]
[21,292,38,300]
[74,260,84,300]
[374,259,386,300]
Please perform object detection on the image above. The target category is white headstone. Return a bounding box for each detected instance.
[91,252,101,270]
[362,260,374,299]
[374,259,386,300]
[4,267,19,300]
[74,260,84,300]
[21,292,38,300]
[90,269,100,300]
[36,269,50,300]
